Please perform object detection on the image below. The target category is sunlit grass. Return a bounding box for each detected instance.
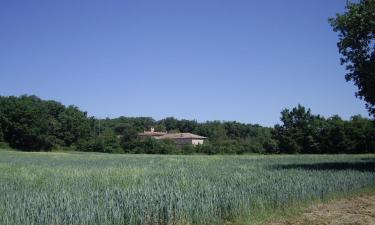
[0,150,375,225]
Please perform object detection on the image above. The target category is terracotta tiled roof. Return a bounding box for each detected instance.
[155,133,207,140]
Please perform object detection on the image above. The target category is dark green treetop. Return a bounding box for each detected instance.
[330,0,375,116]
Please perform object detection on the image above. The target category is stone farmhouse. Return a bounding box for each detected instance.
[138,128,207,147]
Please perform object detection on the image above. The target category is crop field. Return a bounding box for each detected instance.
[0,150,375,225]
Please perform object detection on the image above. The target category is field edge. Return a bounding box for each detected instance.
[226,185,375,225]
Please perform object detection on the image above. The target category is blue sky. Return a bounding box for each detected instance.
[0,0,369,126]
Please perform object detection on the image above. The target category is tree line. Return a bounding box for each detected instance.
[274,105,375,154]
[0,95,374,154]
[0,1,374,154]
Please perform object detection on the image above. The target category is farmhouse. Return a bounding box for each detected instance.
[155,133,207,146]
[138,128,207,146]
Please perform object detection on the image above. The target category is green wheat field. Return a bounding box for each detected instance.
[1,149,375,225]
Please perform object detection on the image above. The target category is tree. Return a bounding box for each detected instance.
[99,129,122,153]
[273,105,321,153]
[329,0,375,116]
[160,117,180,131]
[0,95,53,150]
[119,123,139,152]
[319,115,351,153]
[58,106,93,146]
[0,125,3,142]
[0,111,4,142]
[0,95,98,151]
[224,121,250,139]
[194,121,227,142]
[179,119,198,133]
[79,129,122,153]
[346,115,375,153]
[114,123,129,134]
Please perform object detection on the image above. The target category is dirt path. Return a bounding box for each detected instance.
[265,194,375,225]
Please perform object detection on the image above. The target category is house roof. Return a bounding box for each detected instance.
[155,133,207,140]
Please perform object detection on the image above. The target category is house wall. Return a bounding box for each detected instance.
[192,139,204,146]
[173,139,204,146]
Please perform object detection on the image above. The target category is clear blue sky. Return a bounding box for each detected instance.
[0,0,369,126]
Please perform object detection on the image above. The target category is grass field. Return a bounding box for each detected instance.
[1,149,375,225]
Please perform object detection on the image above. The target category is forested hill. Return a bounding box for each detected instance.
[0,95,374,154]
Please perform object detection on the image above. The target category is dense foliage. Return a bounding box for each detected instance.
[1,151,375,225]
[273,105,375,154]
[0,95,273,154]
[0,95,373,153]
[330,0,375,116]
[0,95,95,151]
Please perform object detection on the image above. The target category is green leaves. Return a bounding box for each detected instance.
[273,105,375,154]
[330,0,375,116]
[0,95,94,151]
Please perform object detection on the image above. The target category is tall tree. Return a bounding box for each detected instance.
[273,105,321,153]
[329,0,375,116]
[119,123,139,152]
[0,95,53,150]
[58,106,93,146]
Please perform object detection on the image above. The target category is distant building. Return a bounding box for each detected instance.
[138,128,207,146]
[155,133,207,146]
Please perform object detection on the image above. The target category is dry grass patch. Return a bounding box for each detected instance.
[265,193,375,225]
